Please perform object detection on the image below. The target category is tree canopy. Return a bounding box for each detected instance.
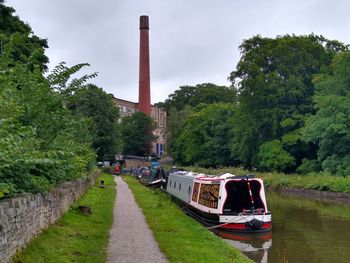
[0,2,121,198]
[228,34,347,171]
[157,83,237,111]
[0,1,49,70]
[303,51,350,176]
[173,103,237,167]
[164,34,350,175]
[0,38,95,198]
[67,84,121,161]
[165,105,193,161]
[120,112,156,156]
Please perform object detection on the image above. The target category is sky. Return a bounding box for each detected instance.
[5,0,350,104]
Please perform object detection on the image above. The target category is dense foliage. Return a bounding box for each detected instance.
[157,83,237,110]
[303,52,350,176]
[165,105,192,161]
[0,0,49,70]
[0,2,121,198]
[229,34,346,172]
[173,103,237,167]
[164,34,350,176]
[67,84,121,161]
[0,39,95,198]
[120,112,156,156]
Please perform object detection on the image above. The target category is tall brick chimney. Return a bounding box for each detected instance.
[138,15,151,116]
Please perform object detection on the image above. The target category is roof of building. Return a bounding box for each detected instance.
[112,95,166,110]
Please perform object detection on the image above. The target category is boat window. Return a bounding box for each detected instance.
[188,186,191,195]
[174,182,176,189]
[179,183,181,191]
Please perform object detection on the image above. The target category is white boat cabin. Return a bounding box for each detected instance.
[166,171,268,215]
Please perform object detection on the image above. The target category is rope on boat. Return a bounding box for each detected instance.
[205,218,242,230]
[183,206,248,230]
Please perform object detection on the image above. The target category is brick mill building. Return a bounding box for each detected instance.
[113,15,166,157]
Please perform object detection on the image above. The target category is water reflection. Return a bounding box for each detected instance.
[213,230,272,262]
[214,191,350,263]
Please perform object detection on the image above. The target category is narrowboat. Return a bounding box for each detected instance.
[139,160,166,187]
[163,171,272,233]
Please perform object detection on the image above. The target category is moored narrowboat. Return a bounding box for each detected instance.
[163,171,272,233]
[139,159,166,187]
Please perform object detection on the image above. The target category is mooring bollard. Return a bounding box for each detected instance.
[99,180,105,188]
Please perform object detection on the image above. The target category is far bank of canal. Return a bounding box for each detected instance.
[224,190,350,263]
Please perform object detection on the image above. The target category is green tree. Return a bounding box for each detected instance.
[174,103,237,167]
[303,52,350,176]
[120,112,155,156]
[229,34,347,171]
[158,83,237,111]
[67,84,121,161]
[0,36,95,198]
[257,140,295,171]
[0,1,49,70]
[47,62,97,96]
[165,105,193,161]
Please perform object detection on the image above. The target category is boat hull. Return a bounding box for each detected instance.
[165,170,272,234]
[183,200,272,233]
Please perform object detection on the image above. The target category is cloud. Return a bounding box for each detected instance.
[6,0,350,103]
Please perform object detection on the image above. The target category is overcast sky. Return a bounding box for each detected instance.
[5,0,350,103]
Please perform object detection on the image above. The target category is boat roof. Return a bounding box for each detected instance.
[170,171,257,180]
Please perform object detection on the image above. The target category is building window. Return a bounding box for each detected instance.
[159,111,164,127]
[174,182,176,189]
[160,144,163,156]
[179,183,181,191]
[156,143,159,156]
[122,106,126,113]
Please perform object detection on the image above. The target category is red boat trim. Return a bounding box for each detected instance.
[214,230,272,241]
[220,222,272,230]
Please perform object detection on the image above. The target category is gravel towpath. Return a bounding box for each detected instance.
[107,176,168,263]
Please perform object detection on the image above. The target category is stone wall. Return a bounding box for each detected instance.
[0,171,100,263]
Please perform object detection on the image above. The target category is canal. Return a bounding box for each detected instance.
[220,191,350,263]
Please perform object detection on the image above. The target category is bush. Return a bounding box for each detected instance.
[0,37,96,198]
[297,158,321,174]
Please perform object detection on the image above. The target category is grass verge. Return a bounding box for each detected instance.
[124,176,251,263]
[12,173,116,263]
[180,166,350,194]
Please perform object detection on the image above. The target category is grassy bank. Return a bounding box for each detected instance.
[13,173,116,263]
[180,166,350,194]
[124,176,251,263]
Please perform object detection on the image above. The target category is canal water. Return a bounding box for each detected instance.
[219,191,350,263]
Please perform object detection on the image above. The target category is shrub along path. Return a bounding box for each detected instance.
[107,176,168,263]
